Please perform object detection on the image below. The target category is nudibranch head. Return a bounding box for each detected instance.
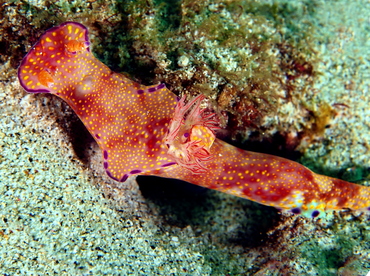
[18,22,180,182]
[18,22,89,93]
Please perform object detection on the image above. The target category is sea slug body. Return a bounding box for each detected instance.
[18,22,370,218]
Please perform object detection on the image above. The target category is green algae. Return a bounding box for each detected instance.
[301,239,348,275]
[300,222,368,275]
[106,0,321,146]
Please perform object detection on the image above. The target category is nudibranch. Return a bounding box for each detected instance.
[18,22,370,218]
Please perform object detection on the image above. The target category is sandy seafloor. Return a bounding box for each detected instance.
[0,0,369,275]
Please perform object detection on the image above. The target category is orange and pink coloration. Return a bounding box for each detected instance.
[18,22,370,218]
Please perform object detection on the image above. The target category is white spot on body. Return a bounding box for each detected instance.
[75,75,94,96]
